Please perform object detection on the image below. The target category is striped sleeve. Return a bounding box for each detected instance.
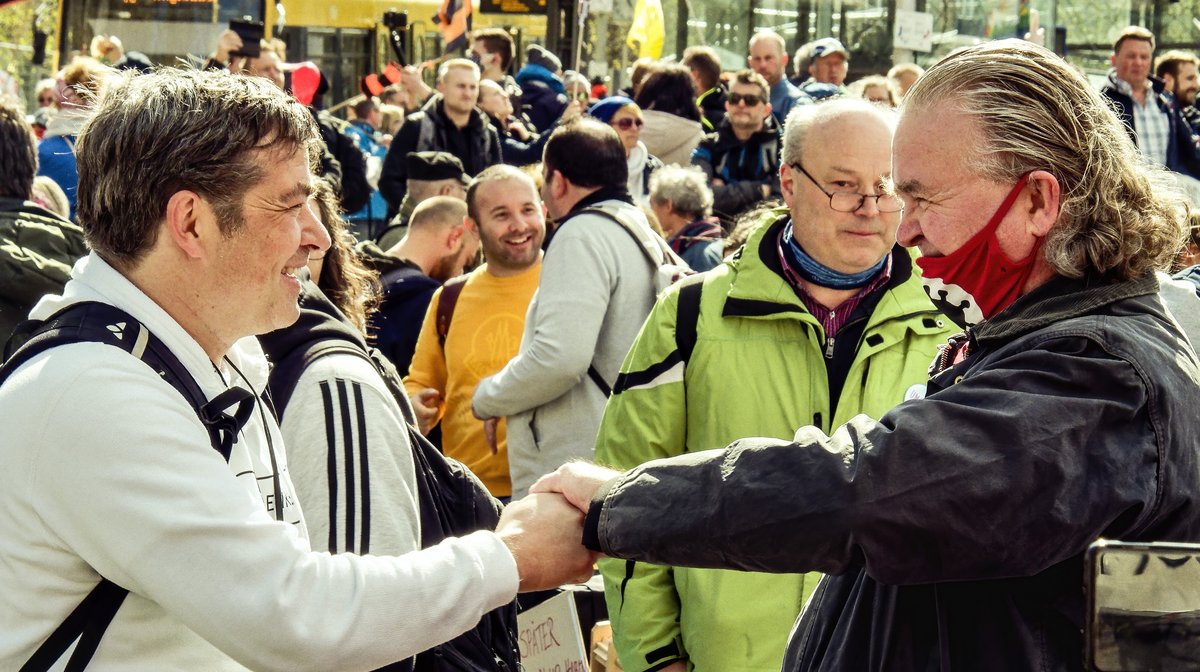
[282,354,422,556]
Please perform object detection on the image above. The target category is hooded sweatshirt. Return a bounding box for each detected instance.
[641,109,705,166]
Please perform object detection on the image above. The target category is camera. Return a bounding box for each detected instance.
[383,11,407,30]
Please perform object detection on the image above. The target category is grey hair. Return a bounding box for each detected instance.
[782,97,897,166]
[904,39,1187,280]
[649,165,713,219]
[75,67,319,270]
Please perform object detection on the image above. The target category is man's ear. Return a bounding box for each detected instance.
[778,162,797,209]
[548,169,567,200]
[445,220,467,250]
[1025,170,1061,238]
[164,190,213,260]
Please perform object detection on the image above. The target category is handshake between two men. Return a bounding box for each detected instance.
[495,462,618,591]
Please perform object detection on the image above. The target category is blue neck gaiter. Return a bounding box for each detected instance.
[782,220,887,290]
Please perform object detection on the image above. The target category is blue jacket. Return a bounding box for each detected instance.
[667,217,724,272]
[1100,72,1200,179]
[344,121,390,224]
[515,65,568,132]
[37,136,78,221]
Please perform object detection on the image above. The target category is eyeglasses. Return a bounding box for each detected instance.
[728,92,765,107]
[38,97,55,104]
[612,117,644,130]
[790,163,904,213]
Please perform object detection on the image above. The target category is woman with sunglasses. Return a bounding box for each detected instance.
[588,96,663,205]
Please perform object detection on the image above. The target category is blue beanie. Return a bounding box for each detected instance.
[589,96,637,123]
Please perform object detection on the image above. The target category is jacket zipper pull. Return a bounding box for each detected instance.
[824,336,835,359]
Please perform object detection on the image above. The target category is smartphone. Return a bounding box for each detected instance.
[229,19,265,59]
[1085,539,1200,671]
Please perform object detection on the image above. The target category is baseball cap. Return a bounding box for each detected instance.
[811,37,849,60]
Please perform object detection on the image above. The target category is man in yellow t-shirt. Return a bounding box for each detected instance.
[404,164,545,498]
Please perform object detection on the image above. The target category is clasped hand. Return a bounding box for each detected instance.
[495,462,622,592]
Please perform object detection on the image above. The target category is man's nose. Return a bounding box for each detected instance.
[301,202,332,253]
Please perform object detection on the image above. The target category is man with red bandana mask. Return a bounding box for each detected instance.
[524,39,1200,672]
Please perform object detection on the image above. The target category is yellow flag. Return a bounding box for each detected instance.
[626,0,664,59]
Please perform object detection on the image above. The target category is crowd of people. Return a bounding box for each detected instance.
[1,18,1200,672]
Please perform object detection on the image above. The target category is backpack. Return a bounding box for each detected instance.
[263,324,520,672]
[435,274,470,348]
[561,202,696,396]
[575,202,694,296]
[1,301,256,672]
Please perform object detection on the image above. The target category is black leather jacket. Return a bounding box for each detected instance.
[587,271,1200,671]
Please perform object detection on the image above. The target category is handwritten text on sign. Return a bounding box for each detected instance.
[517,591,588,672]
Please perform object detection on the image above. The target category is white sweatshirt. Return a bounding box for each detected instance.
[0,253,518,671]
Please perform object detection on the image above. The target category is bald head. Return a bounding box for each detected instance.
[782,98,897,166]
[409,196,468,234]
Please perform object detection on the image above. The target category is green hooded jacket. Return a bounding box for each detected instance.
[595,211,953,672]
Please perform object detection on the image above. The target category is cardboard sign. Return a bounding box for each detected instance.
[894,9,934,52]
[517,591,589,672]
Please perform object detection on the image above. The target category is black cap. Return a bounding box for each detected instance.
[406,151,469,184]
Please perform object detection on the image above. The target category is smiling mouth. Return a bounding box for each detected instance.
[504,234,533,246]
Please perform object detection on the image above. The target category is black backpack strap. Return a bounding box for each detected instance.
[436,275,470,349]
[4,301,251,672]
[587,365,612,397]
[19,578,126,672]
[266,338,356,421]
[674,274,705,366]
[266,336,419,428]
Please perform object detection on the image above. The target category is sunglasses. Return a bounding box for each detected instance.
[612,117,644,130]
[728,92,765,106]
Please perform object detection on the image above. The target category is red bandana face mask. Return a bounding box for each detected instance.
[915,173,1041,329]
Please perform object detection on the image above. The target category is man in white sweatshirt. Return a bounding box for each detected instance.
[0,67,592,671]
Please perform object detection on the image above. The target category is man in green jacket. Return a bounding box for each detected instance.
[594,98,952,672]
